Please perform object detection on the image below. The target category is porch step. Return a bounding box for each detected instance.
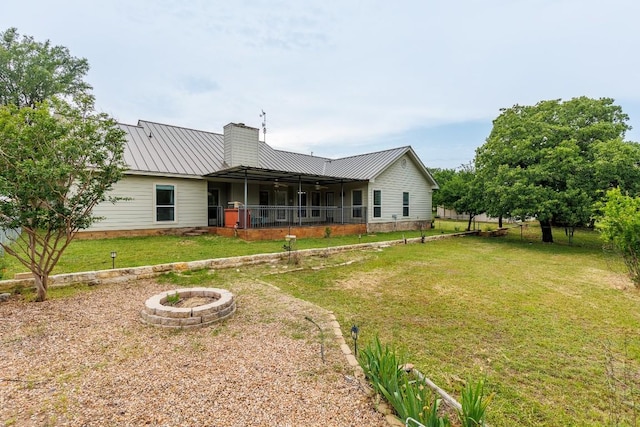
[182,227,210,237]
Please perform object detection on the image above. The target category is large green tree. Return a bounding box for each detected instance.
[0,28,90,107]
[0,28,126,301]
[475,97,640,243]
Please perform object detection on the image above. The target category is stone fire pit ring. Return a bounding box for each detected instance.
[140,287,236,329]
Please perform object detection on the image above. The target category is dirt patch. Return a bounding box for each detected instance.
[172,295,217,308]
[580,267,635,291]
[332,269,394,293]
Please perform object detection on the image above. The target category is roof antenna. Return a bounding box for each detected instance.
[260,109,267,144]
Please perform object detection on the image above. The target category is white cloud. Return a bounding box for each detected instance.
[3,0,640,167]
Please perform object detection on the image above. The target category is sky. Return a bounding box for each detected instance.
[4,0,640,169]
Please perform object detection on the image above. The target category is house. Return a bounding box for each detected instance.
[86,121,439,240]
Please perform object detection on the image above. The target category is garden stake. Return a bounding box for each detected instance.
[304,316,325,363]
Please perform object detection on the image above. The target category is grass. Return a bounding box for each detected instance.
[4,221,636,425]
[260,225,640,426]
[0,222,462,279]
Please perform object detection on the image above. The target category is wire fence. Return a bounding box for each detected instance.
[0,227,20,256]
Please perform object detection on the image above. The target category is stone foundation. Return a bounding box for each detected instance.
[367,220,432,233]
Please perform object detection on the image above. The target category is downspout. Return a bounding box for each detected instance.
[244,170,248,229]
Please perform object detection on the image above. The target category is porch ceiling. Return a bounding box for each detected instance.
[205,165,364,186]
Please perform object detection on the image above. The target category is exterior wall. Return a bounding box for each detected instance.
[87,175,207,231]
[223,123,260,168]
[368,154,434,228]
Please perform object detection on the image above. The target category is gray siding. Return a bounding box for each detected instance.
[89,175,207,231]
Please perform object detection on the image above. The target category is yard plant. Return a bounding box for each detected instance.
[359,336,453,426]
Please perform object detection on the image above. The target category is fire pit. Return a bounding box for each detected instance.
[140,287,236,329]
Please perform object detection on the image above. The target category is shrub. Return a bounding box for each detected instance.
[598,188,640,286]
[324,227,332,238]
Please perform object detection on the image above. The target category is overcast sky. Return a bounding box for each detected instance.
[4,1,640,169]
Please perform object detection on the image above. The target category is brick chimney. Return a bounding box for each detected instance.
[223,122,260,168]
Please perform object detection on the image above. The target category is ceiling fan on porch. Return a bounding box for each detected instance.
[273,179,289,189]
[314,182,329,190]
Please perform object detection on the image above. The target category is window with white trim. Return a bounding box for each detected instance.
[373,190,381,218]
[156,184,175,222]
[402,192,409,217]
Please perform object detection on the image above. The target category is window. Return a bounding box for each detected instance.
[403,192,409,217]
[352,189,362,218]
[373,190,381,218]
[311,191,321,217]
[156,184,175,221]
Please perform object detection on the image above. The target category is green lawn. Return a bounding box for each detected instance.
[4,222,638,425]
[255,227,640,426]
[1,222,463,279]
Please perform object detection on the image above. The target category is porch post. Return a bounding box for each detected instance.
[244,170,248,228]
[341,181,344,224]
[298,176,302,226]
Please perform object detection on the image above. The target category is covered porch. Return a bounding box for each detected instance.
[205,166,368,232]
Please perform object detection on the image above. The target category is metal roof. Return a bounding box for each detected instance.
[120,121,223,177]
[119,120,437,186]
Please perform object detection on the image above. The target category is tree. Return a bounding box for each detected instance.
[430,167,456,213]
[597,188,640,287]
[436,164,485,231]
[0,29,126,301]
[0,28,90,107]
[475,97,640,243]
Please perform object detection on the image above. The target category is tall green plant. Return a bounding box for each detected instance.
[359,337,451,426]
[459,379,492,427]
[597,188,640,286]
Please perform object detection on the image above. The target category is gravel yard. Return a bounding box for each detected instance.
[0,278,386,426]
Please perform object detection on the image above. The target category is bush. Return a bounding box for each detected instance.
[598,188,640,286]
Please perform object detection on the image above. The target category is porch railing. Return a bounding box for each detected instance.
[211,206,367,229]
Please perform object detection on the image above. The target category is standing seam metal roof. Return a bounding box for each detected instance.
[119,120,436,185]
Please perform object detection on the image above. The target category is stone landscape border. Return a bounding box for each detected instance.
[140,287,236,329]
[0,231,476,292]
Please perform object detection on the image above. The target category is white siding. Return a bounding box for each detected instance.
[88,175,207,231]
[368,155,434,224]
